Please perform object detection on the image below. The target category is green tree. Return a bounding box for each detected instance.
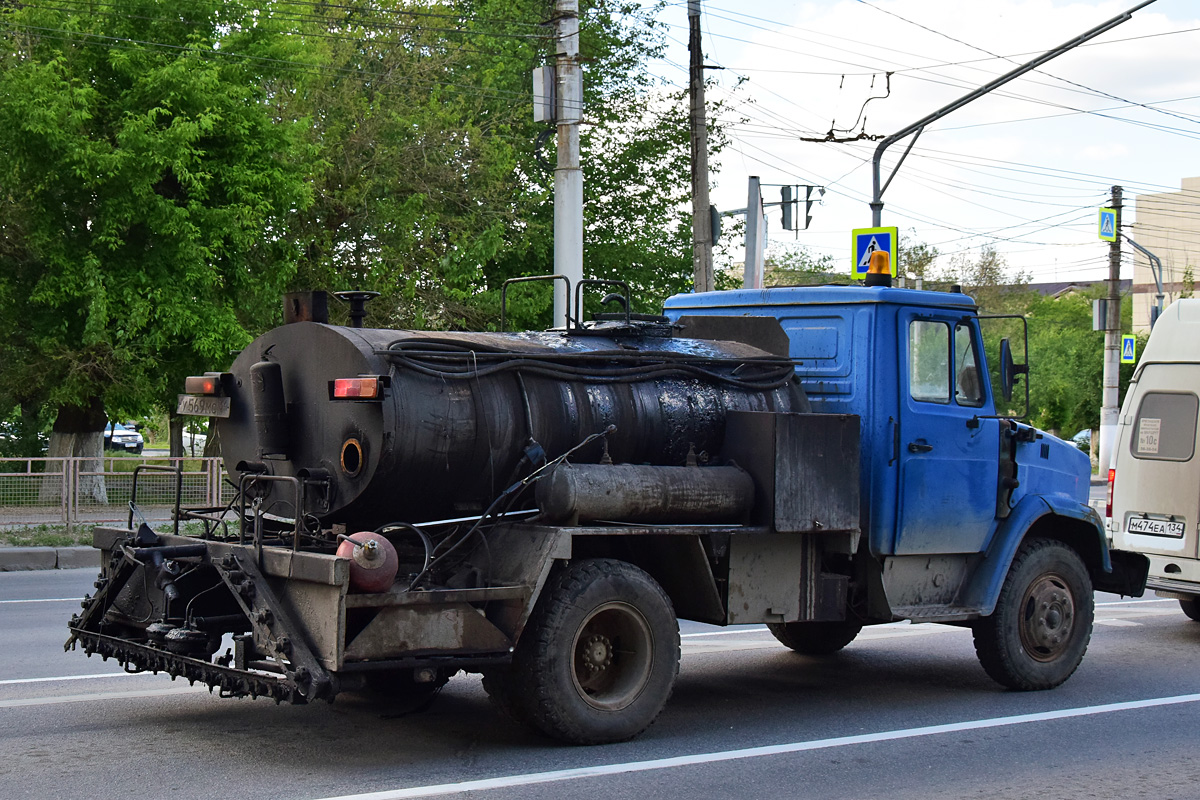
[899,232,939,281]
[285,0,713,332]
[0,0,313,471]
[763,244,836,286]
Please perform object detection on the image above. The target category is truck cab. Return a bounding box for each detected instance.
[665,284,1146,619]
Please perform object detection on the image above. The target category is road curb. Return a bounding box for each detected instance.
[0,547,95,572]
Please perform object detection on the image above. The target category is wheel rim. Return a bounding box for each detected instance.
[570,601,654,711]
[1018,572,1076,662]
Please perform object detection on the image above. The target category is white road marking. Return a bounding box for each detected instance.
[1097,598,1172,606]
[1096,619,1142,627]
[681,627,768,638]
[0,686,203,708]
[312,694,1200,800]
[0,672,143,686]
[0,597,78,604]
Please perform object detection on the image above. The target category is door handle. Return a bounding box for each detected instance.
[908,442,933,453]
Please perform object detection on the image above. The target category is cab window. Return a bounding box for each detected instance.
[909,320,950,403]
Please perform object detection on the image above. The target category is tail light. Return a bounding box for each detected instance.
[1106,468,1115,519]
[331,376,387,400]
[184,373,229,395]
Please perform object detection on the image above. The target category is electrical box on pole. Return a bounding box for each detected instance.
[532,66,556,123]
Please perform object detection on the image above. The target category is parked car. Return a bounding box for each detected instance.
[1072,429,1092,452]
[103,423,144,454]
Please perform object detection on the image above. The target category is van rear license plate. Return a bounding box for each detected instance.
[176,394,231,418]
[1127,517,1185,537]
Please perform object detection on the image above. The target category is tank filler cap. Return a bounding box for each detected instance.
[333,290,381,328]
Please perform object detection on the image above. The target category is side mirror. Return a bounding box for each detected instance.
[1000,339,1014,401]
[999,337,1029,402]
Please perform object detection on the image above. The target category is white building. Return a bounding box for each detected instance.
[1131,177,1200,332]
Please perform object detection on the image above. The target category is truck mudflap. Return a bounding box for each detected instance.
[964,493,1148,615]
[66,531,334,704]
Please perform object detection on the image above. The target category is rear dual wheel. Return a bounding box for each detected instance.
[484,558,679,744]
[767,620,862,655]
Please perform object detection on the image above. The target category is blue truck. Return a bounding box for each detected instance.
[68,282,1149,745]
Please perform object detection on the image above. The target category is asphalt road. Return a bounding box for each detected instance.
[2,569,1198,800]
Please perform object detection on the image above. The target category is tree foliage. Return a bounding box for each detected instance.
[0,0,314,449]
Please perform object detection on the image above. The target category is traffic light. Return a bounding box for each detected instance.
[805,186,815,230]
[781,186,794,231]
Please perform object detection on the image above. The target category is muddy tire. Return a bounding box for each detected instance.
[1180,597,1200,622]
[973,538,1094,690]
[481,668,528,724]
[508,558,679,744]
[766,620,863,655]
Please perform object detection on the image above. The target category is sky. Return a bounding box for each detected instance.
[645,0,1200,285]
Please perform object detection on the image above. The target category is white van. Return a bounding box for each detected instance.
[1110,299,1200,622]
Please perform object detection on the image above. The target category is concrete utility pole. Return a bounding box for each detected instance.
[553,0,583,327]
[1099,185,1122,476]
[688,0,714,293]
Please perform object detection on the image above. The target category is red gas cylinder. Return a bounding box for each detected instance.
[336,531,399,593]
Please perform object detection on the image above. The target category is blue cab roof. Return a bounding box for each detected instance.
[662,284,979,313]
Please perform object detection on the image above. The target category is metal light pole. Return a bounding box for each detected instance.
[869,0,1154,227]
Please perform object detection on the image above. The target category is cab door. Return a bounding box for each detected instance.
[894,313,999,554]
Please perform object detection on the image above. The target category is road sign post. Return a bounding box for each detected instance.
[1099,208,1117,242]
[1121,335,1136,364]
[852,227,898,281]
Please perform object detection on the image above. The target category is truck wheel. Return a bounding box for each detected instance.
[1180,597,1200,622]
[972,538,1094,690]
[766,620,862,655]
[481,668,529,724]
[508,558,679,744]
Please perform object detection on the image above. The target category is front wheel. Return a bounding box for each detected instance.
[972,538,1094,690]
[507,558,680,744]
[1180,596,1200,622]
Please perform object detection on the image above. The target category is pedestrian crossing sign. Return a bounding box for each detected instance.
[852,226,898,279]
[1121,334,1136,364]
[1099,208,1117,242]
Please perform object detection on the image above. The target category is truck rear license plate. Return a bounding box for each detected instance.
[1127,517,1185,537]
[176,394,231,418]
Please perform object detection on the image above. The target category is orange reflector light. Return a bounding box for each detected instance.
[332,378,382,400]
[184,375,219,396]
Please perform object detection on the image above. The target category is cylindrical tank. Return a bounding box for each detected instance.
[216,323,804,527]
[536,463,755,525]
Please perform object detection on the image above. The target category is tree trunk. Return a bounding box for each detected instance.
[169,415,184,458]
[39,398,108,505]
[202,418,221,459]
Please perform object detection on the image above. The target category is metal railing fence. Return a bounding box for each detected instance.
[0,457,229,526]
